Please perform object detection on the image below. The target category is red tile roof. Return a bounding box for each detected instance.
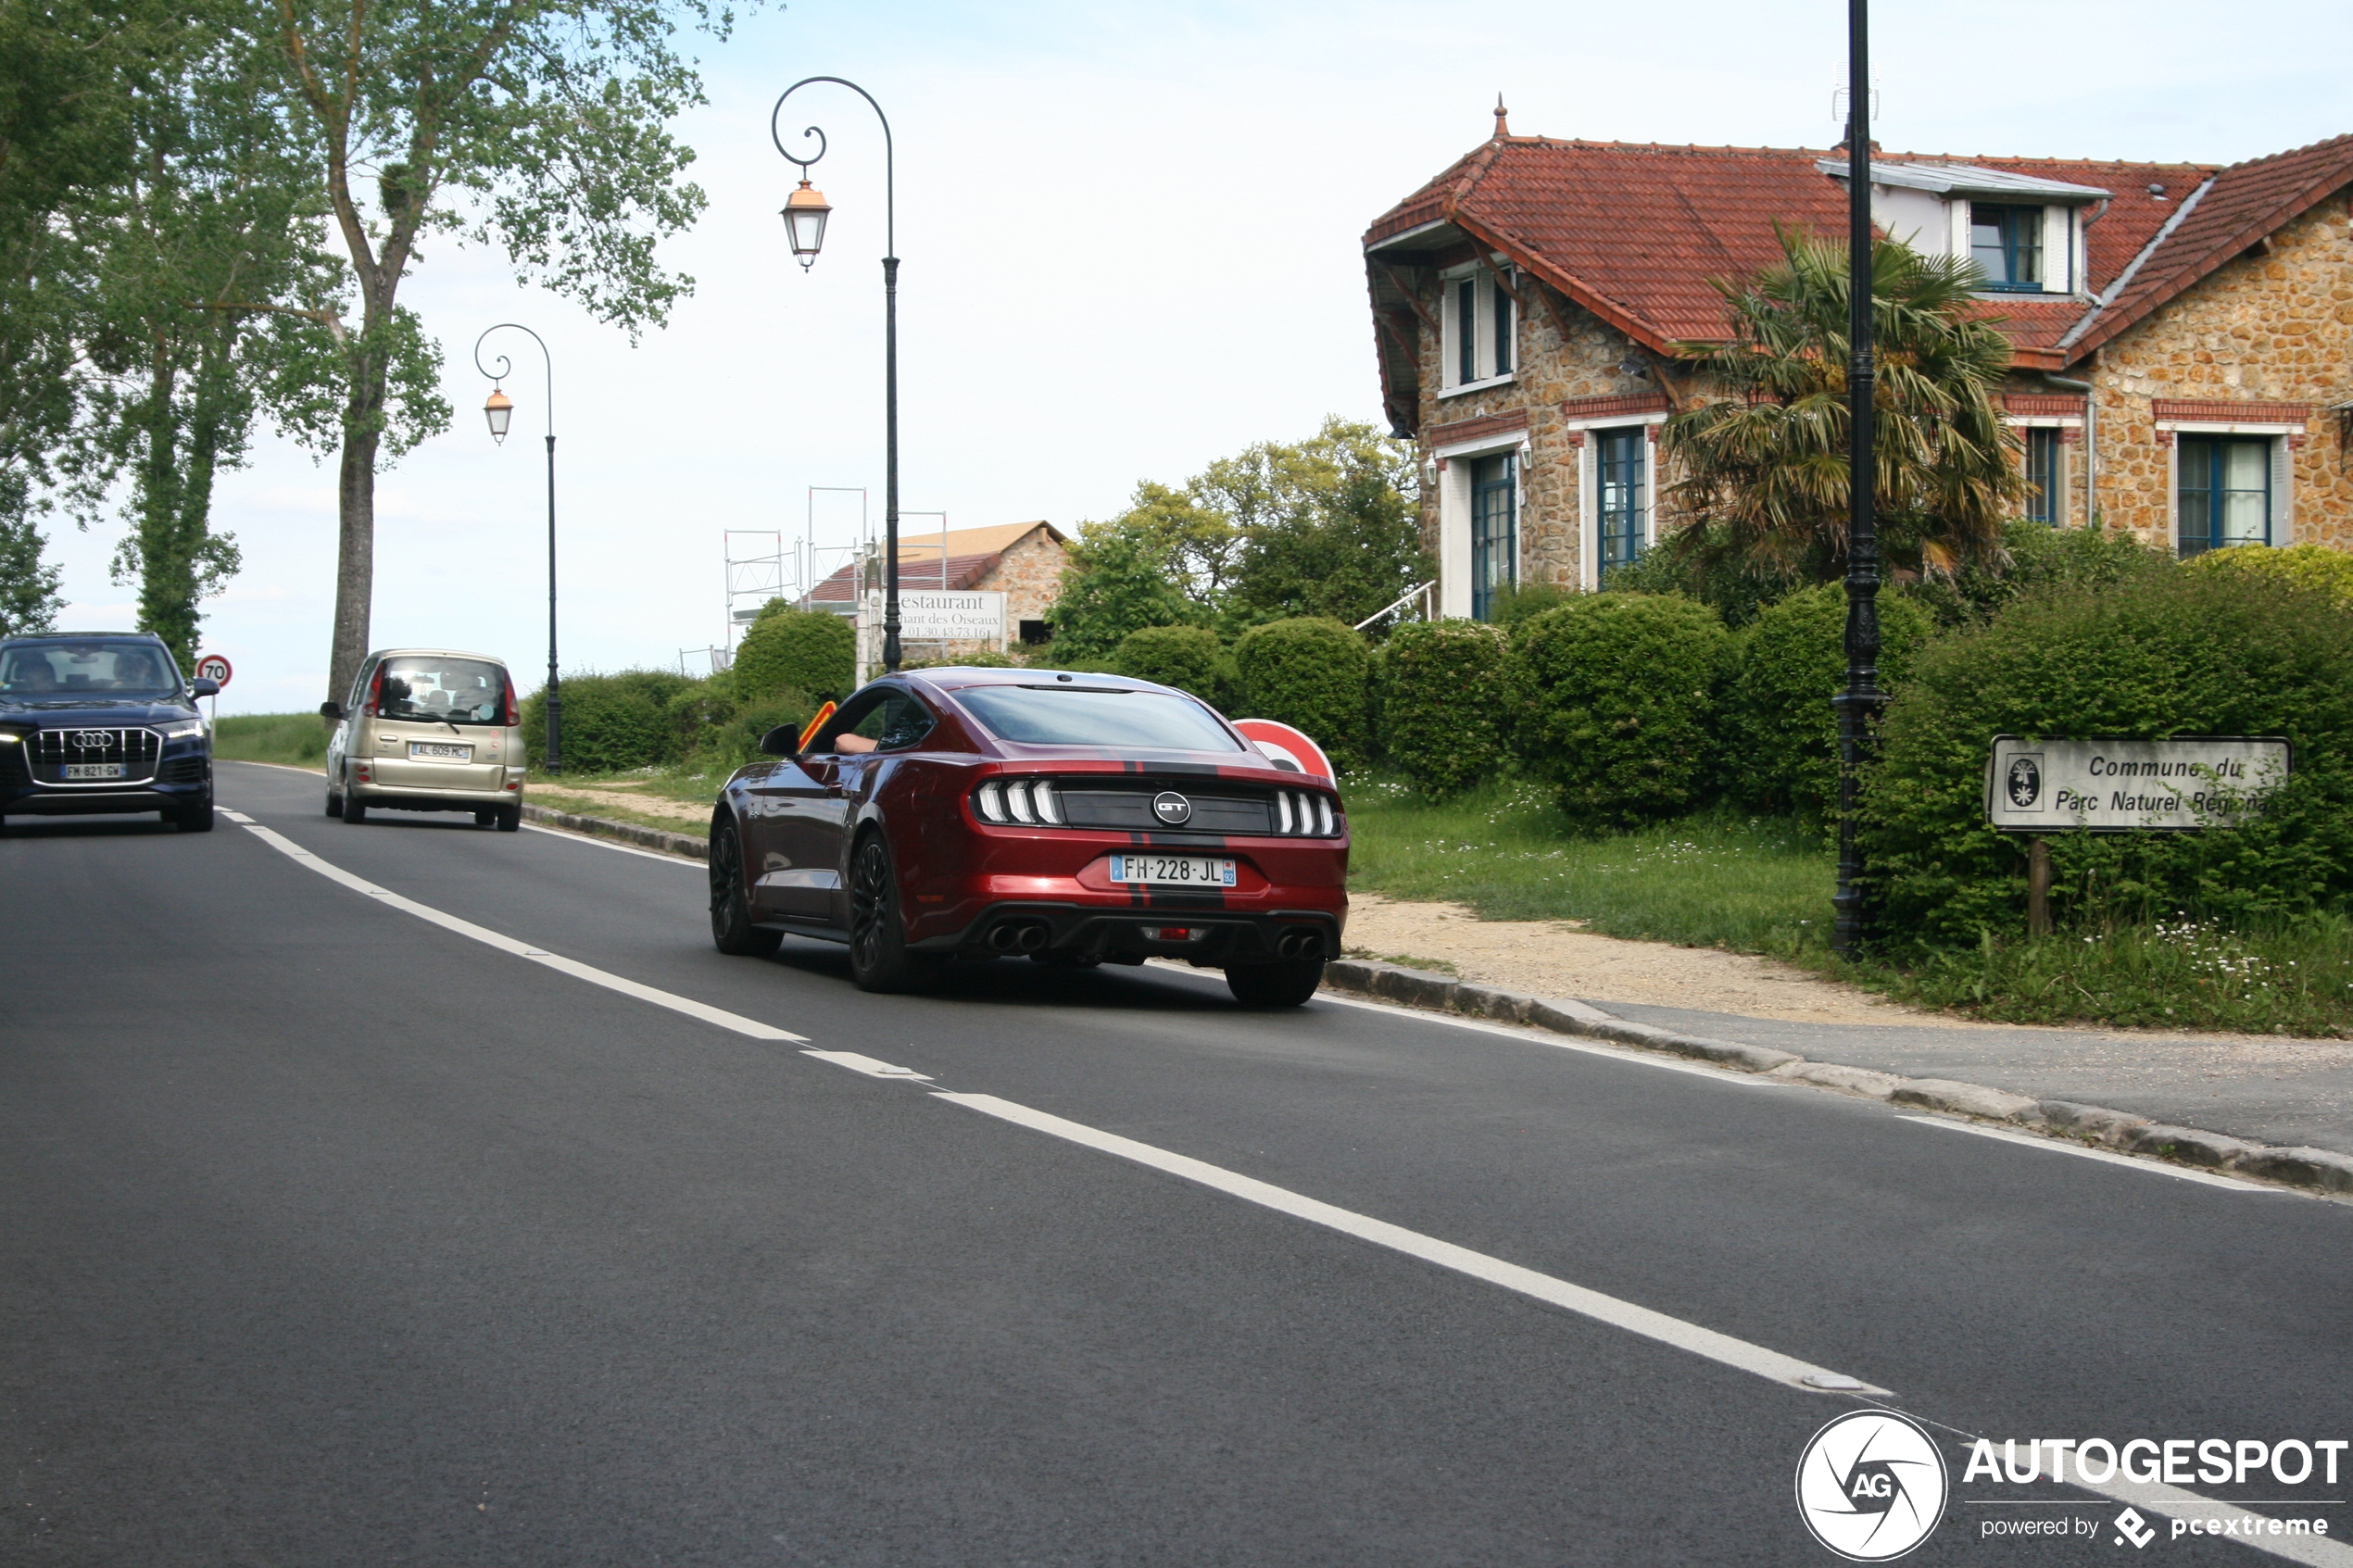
[1366,133,2353,379]
[801,550,1005,608]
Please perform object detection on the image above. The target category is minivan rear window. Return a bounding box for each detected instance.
[378,657,510,726]
[954,685,1242,751]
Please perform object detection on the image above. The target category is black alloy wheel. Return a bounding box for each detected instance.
[848,833,941,994]
[1225,957,1325,1008]
[708,814,782,958]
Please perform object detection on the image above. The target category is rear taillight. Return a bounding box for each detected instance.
[503,679,519,727]
[974,777,1060,825]
[363,663,384,718]
[1275,789,1339,837]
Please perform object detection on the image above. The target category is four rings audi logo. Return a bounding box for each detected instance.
[71,731,113,748]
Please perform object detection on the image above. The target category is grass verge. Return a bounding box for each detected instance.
[1340,772,1835,957]
[213,712,329,770]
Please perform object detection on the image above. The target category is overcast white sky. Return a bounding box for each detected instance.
[40,0,2353,712]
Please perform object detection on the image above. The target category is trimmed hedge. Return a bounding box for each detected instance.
[1372,620,1513,798]
[1114,625,1233,708]
[2186,541,2353,608]
[522,668,696,772]
[1232,617,1370,767]
[1510,593,1730,825]
[734,603,855,702]
[1726,583,1935,815]
[1863,566,2353,947]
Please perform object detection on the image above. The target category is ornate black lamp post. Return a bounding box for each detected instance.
[474,322,562,774]
[771,76,902,674]
[1832,0,1882,956]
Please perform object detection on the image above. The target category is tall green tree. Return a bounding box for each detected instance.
[236,0,731,709]
[1213,416,1426,628]
[1661,225,2027,585]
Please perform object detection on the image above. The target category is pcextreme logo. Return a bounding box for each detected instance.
[1795,1410,1950,1561]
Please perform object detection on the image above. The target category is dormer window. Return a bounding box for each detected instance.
[1970,204,2044,292]
[1441,263,1516,393]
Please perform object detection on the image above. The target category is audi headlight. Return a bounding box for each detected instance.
[156,720,207,740]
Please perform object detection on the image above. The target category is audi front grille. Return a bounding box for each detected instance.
[30,726,162,784]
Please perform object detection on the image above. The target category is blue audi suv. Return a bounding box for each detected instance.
[0,632,220,832]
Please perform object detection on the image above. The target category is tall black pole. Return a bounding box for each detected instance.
[473,322,560,774]
[772,77,900,674]
[544,427,560,773]
[1831,0,1880,956]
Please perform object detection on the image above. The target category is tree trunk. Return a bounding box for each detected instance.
[328,356,383,714]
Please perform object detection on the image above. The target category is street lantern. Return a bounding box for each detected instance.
[783,180,831,268]
[484,386,513,445]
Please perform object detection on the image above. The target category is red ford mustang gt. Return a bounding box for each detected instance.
[707,666,1348,1005]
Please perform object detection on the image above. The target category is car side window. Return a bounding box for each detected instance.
[812,691,888,754]
[813,690,936,755]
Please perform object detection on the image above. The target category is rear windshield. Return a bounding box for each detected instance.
[954,685,1242,751]
[0,640,180,697]
[378,656,510,726]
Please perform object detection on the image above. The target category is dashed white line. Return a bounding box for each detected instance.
[231,817,806,1044]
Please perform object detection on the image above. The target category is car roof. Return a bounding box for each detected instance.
[2,630,163,642]
[902,666,1157,694]
[369,646,510,666]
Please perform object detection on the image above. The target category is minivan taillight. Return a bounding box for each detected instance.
[363,663,384,718]
[503,680,519,727]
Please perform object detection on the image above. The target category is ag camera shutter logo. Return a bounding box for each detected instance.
[1794,1409,1948,1561]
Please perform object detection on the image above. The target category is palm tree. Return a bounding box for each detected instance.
[1658,225,2027,583]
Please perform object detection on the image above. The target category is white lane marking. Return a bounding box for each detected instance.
[233,820,807,1044]
[930,1089,1891,1396]
[1899,1115,2296,1194]
[219,760,325,775]
[522,822,702,865]
[221,809,255,823]
[802,1049,934,1081]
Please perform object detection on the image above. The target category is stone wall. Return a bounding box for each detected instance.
[2084,196,2353,547]
[1413,270,1665,590]
[975,527,1068,626]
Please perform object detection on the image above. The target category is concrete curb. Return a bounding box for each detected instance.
[1319,959,2347,1199]
[520,802,706,860]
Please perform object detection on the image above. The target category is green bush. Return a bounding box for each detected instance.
[1509,593,1730,825]
[1906,520,2165,628]
[2186,541,2353,608]
[734,604,854,702]
[521,668,695,772]
[1114,624,1234,708]
[692,687,820,771]
[1371,620,1513,798]
[1483,579,1576,629]
[1725,583,1936,815]
[1232,617,1371,766]
[1862,566,2353,948]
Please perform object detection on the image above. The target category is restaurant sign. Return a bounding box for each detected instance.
[1985,735,2291,833]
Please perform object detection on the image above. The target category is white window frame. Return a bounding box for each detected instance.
[1567,413,1668,589]
[2160,421,2303,548]
[1431,429,1530,619]
[1998,414,2083,526]
[1438,258,1519,398]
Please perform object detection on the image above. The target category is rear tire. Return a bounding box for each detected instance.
[495,804,521,833]
[708,815,782,958]
[1225,957,1325,1008]
[343,792,367,824]
[325,788,343,818]
[848,833,942,994]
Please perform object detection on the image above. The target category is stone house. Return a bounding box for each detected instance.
[799,520,1069,656]
[1364,107,2353,619]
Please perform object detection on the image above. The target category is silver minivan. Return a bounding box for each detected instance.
[322,647,525,829]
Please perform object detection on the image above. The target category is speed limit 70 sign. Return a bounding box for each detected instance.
[194,654,232,687]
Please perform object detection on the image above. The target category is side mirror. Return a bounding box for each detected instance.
[757,724,799,758]
[319,700,344,721]
[190,677,220,698]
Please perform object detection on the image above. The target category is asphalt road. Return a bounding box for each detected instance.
[5,760,2350,1566]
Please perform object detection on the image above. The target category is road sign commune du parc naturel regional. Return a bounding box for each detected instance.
[1986,736,2290,833]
